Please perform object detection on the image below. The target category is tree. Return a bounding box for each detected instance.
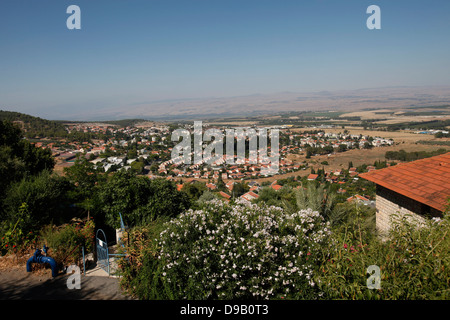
[63,156,105,219]
[127,146,138,159]
[97,171,190,228]
[306,149,312,159]
[0,146,26,198]
[255,187,282,207]
[149,162,159,173]
[2,170,73,230]
[97,170,153,228]
[182,182,207,201]
[130,159,145,174]
[216,174,226,191]
[338,144,347,153]
[0,120,55,200]
[231,182,249,198]
[147,178,191,222]
[197,190,219,204]
[64,156,103,196]
[292,183,346,225]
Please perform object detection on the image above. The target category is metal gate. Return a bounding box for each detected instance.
[95,213,127,276]
[96,229,110,275]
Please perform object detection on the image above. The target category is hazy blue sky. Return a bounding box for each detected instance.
[1,0,450,119]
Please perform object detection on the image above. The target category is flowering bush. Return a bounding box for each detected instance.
[123,200,331,300]
[119,199,450,300]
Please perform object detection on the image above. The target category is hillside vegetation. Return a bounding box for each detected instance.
[0,110,107,142]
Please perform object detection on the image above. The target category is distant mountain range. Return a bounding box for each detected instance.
[4,85,450,122]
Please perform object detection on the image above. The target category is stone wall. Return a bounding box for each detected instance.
[375,185,441,236]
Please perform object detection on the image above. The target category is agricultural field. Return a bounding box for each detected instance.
[287,126,449,171]
[337,106,450,126]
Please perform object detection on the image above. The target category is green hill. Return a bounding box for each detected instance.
[0,110,67,138]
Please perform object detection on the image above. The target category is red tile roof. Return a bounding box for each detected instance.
[359,152,450,212]
[206,183,217,190]
[241,191,259,201]
[347,194,370,202]
[271,184,282,191]
[219,191,231,199]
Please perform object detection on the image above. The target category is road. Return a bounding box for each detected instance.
[0,266,134,300]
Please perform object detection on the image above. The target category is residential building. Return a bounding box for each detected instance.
[359,152,450,236]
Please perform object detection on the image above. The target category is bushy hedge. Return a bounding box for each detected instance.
[119,200,331,299]
[0,203,36,255]
[119,201,450,300]
[39,218,95,267]
[317,214,450,299]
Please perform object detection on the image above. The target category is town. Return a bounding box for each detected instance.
[24,120,400,206]
[40,122,393,178]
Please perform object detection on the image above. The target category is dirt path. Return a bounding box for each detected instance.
[0,265,134,300]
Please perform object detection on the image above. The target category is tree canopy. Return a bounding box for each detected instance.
[0,120,55,199]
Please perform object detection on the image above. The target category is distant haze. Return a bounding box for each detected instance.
[14,85,450,121]
[2,2,450,121]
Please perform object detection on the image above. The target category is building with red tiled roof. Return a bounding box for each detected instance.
[346,194,373,206]
[241,191,259,203]
[307,174,318,181]
[206,183,217,190]
[271,184,282,191]
[219,191,231,200]
[359,152,450,235]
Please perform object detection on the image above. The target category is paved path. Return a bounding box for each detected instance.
[0,266,134,300]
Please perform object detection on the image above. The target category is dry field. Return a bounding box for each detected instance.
[338,109,395,120]
[313,143,448,171]
[376,116,450,125]
[206,121,259,126]
[286,143,449,173]
[287,127,449,171]
[338,108,450,124]
[291,127,437,143]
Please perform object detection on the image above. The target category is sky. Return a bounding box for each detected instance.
[1,0,450,119]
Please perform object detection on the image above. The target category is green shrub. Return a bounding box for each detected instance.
[2,170,73,229]
[0,203,36,255]
[39,219,95,267]
[97,171,190,228]
[117,217,169,299]
[316,213,450,299]
[118,200,449,300]
[120,200,332,300]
